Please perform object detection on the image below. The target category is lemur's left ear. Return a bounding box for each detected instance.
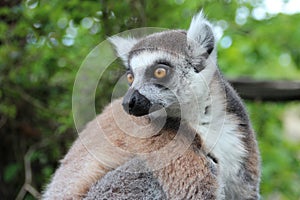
[187,11,215,59]
[109,36,139,68]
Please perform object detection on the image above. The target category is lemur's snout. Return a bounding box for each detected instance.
[122,89,152,116]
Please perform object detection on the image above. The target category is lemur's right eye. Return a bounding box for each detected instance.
[154,68,167,79]
[127,73,134,84]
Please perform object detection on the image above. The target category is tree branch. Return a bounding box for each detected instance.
[229,78,300,101]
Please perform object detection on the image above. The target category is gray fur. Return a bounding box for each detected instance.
[213,70,261,199]
[84,158,167,200]
[129,30,187,59]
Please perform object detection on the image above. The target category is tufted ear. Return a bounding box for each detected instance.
[187,11,215,60]
[108,36,139,68]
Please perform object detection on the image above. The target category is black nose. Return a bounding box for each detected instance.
[122,90,152,116]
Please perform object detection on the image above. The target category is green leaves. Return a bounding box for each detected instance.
[4,163,22,183]
[248,102,300,199]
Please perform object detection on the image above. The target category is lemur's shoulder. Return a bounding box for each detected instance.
[210,70,261,199]
[212,70,250,124]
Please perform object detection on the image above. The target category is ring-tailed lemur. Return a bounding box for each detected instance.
[43,12,260,199]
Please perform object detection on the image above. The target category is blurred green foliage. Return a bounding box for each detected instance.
[0,0,299,199]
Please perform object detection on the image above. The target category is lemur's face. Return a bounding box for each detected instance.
[123,46,195,117]
[110,13,216,117]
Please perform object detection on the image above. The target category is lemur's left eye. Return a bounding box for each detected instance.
[154,68,167,79]
[127,73,134,84]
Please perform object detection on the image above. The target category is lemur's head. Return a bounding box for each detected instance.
[110,12,217,118]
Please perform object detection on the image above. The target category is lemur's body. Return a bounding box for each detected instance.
[43,99,221,199]
[43,12,260,199]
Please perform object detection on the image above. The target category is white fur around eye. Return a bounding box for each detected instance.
[130,51,177,72]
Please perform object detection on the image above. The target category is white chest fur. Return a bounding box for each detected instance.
[188,82,247,184]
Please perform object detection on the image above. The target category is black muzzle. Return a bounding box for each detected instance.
[122,89,152,116]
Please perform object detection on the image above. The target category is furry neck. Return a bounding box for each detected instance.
[188,72,247,181]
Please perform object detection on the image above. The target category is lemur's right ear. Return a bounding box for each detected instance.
[109,36,139,68]
[187,11,215,59]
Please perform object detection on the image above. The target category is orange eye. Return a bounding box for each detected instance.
[127,73,134,84]
[154,68,167,79]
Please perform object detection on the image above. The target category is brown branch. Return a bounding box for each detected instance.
[15,146,41,200]
[229,78,300,101]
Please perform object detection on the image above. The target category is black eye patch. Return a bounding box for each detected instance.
[144,63,173,83]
